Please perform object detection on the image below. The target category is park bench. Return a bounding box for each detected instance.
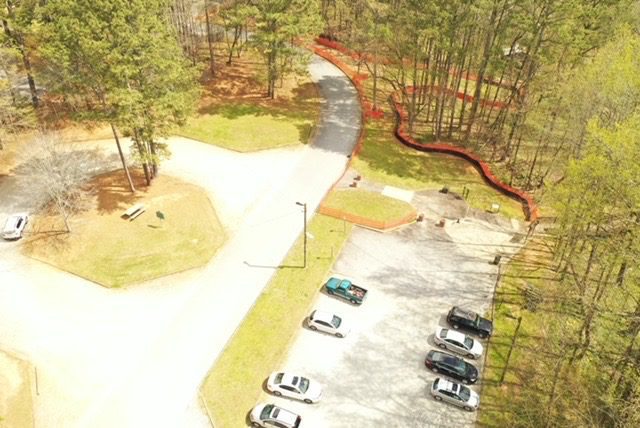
[122,203,145,221]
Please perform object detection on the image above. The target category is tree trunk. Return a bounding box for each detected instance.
[205,0,215,75]
[110,123,135,193]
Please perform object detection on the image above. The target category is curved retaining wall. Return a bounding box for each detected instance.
[314,37,539,222]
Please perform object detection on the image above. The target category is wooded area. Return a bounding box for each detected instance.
[2,1,640,426]
[316,3,640,425]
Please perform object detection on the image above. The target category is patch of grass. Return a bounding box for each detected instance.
[478,236,567,426]
[179,101,318,152]
[0,351,34,428]
[200,214,352,427]
[353,118,526,219]
[24,172,225,287]
[323,188,415,223]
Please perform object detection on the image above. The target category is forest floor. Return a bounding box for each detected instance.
[178,50,323,151]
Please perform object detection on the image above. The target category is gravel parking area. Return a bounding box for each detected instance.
[262,217,523,428]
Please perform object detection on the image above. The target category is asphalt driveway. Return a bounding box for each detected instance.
[263,217,522,427]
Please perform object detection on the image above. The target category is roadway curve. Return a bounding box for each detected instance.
[0,54,360,427]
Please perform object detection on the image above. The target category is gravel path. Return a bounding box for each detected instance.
[0,55,360,428]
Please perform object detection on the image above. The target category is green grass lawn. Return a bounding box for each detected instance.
[179,101,318,152]
[352,118,526,220]
[200,214,352,427]
[323,188,416,224]
[0,351,34,428]
[24,173,225,287]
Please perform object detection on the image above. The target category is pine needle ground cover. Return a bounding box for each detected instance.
[23,171,225,288]
[353,118,526,220]
[180,51,322,152]
[200,215,352,427]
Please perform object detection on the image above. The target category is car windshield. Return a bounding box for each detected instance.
[331,315,342,328]
[260,404,274,420]
[440,328,449,338]
[473,314,481,326]
[274,373,284,383]
[299,377,309,393]
[458,385,471,400]
[464,337,474,349]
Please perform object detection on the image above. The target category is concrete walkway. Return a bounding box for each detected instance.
[0,55,360,427]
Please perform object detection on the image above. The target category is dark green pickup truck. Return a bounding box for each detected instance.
[324,277,367,305]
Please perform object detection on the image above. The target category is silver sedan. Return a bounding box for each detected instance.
[434,326,483,359]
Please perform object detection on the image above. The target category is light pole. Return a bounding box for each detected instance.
[296,202,307,268]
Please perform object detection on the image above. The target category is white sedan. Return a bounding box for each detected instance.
[2,213,29,240]
[307,310,350,338]
[434,326,483,359]
[250,403,302,428]
[267,372,322,403]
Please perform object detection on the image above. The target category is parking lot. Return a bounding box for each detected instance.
[261,217,522,427]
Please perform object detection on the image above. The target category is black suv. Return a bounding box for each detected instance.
[424,350,478,384]
[447,306,493,339]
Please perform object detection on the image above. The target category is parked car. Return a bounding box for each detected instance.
[267,372,322,404]
[250,403,302,428]
[324,276,367,305]
[446,306,493,339]
[424,350,478,384]
[430,377,480,411]
[307,310,350,338]
[434,327,484,359]
[2,213,28,240]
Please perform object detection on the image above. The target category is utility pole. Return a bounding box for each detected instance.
[296,202,307,268]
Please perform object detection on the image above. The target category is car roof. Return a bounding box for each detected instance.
[439,327,468,343]
[434,377,456,392]
[451,306,478,321]
[430,350,463,365]
[279,372,300,387]
[3,213,27,231]
[271,406,299,425]
[311,310,336,323]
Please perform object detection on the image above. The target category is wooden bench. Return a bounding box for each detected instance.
[122,203,146,221]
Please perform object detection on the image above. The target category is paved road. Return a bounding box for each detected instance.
[0,55,360,427]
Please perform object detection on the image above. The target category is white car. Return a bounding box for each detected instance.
[250,403,302,428]
[2,213,29,240]
[307,310,350,338]
[267,372,322,403]
[434,326,484,359]
[431,377,480,411]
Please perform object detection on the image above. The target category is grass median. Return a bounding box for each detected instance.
[200,214,352,427]
[323,188,416,224]
[24,172,225,288]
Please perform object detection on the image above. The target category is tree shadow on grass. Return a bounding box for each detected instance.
[91,169,149,214]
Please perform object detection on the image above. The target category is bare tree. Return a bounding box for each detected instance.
[24,133,103,232]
